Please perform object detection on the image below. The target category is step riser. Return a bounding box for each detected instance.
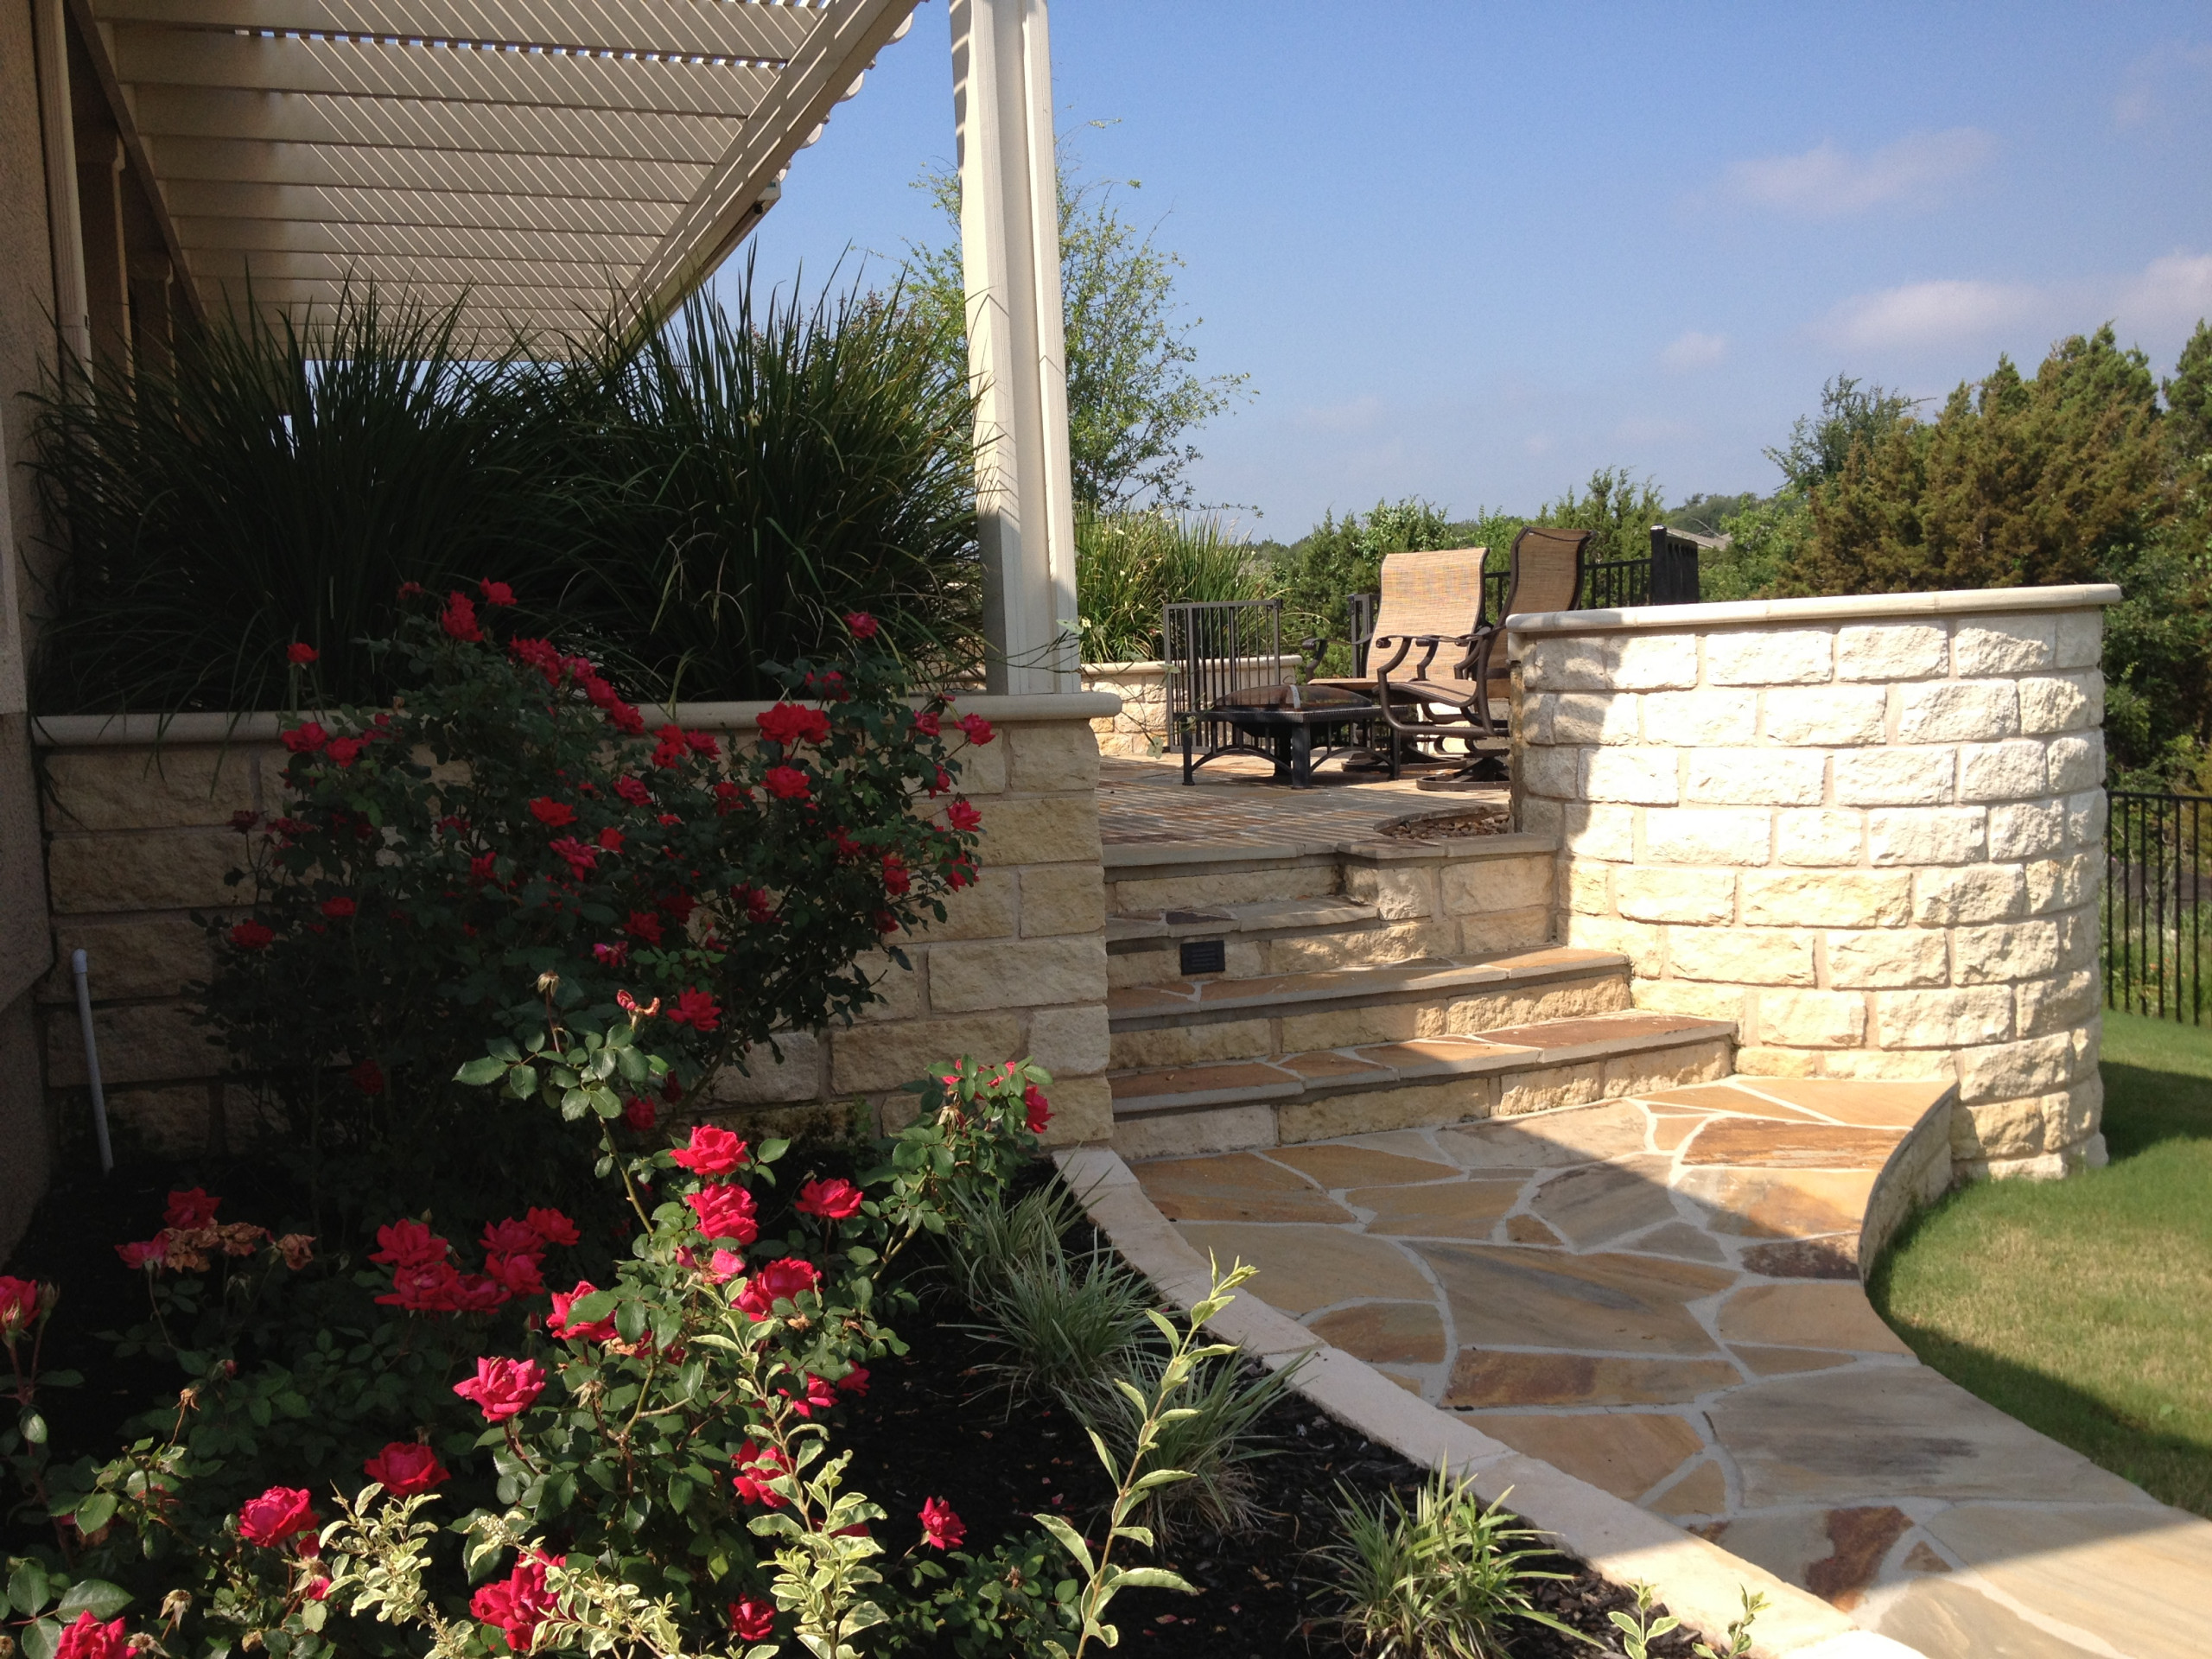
[1106,863,1339,913]
[1109,1037,1732,1161]
[1108,918,1449,988]
[1108,973,1631,1070]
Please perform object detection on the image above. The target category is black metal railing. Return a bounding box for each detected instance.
[2107,789,2212,1022]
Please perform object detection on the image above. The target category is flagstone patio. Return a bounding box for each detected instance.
[1107,1077,2212,1658]
[1096,753,1508,849]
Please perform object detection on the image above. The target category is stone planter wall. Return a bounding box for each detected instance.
[1080,657,1300,758]
[34,694,1122,1156]
[1510,585,2115,1179]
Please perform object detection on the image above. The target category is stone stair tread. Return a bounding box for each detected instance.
[1105,895,1382,945]
[1107,944,1628,1023]
[1109,1012,1735,1116]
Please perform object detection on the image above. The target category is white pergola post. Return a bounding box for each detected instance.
[950,0,1080,695]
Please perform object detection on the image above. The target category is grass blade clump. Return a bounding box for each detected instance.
[1076,508,1269,663]
[1311,1467,1577,1658]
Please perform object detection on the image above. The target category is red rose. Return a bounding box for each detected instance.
[286,642,318,665]
[668,988,721,1032]
[370,1217,447,1268]
[671,1124,750,1176]
[228,919,274,950]
[165,1188,220,1228]
[238,1485,317,1548]
[758,703,832,748]
[912,709,941,736]
[795,1178,863,1222]
[450,1273,510,1313]
[321,895,356,918]
[440,592,483,643]
[614,775,652,805]
[480,1217,541,1255]
[731,1440,791,1507]
[919,1496,965,1551]
[836,1364,870,1396]
[525,1207,580,1247]
[281,721,327,753]
[946,798,982,832]
[363,1441,448,1495]
[114,1239,162,1270]
[805,670,847,701]
[734,1256,820,1319]
[762,765,810,802]
[470,852,499,887]
[230,809,260,833]
[399,581,425,598]
[596,826,624,852]
[624,910,664,945]
[54,1611,128,1659]
[0,1276,41,1335]
[844,610,879,639]
[454,1357,544,1422]
[622,1096,656,1132]
[957,713,995,746]
[471,1552,563,1651]
[929,767,951,798]
[377,1260,463,1312]
[351,1058,386,1096]
[785,1373,836,1419]
[548,836,597,876]
[479,579,516,607]
[594,942,629,969]
[1024,1084,1052,1136]
[728,1597,777,1642]
[549,1281,617,1342]
[485,1252,544,1298]
[327,736,365,768]
[529,798,576,828]
[684,1183,758,1244]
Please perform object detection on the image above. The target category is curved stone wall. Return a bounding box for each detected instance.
[1510,585,2115,1179]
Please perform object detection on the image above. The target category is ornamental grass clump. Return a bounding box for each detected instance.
[1311,1466,1578,1659]
[197,586,991,1226]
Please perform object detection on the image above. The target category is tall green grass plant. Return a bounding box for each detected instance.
[1075,509,1268,663]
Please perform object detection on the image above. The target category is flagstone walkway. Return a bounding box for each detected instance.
[1097,753,1508,849]
[1122,1077,2212,1658]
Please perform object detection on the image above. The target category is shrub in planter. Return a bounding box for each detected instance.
[200,588,991,1226]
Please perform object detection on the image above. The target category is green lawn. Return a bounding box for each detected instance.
[1869,1009,2212,1516]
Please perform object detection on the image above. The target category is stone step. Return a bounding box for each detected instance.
[1107,895,1450,986]
[1106,945,1633,1070]
[1107,1011,1738,1160]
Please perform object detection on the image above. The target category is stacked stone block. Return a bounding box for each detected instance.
[1510,588,2114,1179]
[36,697,1121,1155]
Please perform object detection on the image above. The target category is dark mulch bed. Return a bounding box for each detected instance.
[1380,806,1511,842]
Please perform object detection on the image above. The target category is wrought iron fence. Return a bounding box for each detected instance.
[2106,789,2212,1021]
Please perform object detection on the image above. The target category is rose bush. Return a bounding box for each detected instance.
[200,584,992,1226]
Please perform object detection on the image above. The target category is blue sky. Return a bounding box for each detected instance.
[726,2,2212,537]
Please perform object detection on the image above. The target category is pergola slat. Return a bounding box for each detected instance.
[151,136,706,201]
[167,176,679,235]
[187,245,636,286]
[134,86,743,163]
[89,0,815,63]
[112,29,781,118]
[178,214,659,261]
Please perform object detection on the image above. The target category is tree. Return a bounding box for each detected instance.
[1765,375,1919,493]
[1535,467,1668,567]
[906,162,1248,512]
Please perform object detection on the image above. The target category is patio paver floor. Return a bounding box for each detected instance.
[1097,753,1509,849]
[1127,1078,2212,1657]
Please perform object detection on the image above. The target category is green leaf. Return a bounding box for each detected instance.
[21,1411,47,1445]
[68,1493,118,1535]
[454,1057,509,1086]
[505,1065,538,1099]
[1033,1513,1095,1577]
[9,1557,53,1615]
[1111,1567,1195,1594]
[487,1038,522,1063]
[757,1137,790,1164]
[22,1616,61,1659]
[568,1289,618,1323]
[614,1299,647,1344]
[55,1580,131,1621]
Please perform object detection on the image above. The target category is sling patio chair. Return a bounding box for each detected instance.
[1338,526,1590,779]
[1308,545,1488,767]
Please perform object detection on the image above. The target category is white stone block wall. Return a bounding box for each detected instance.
[1510,587,2117,1179]
[35,696,1122,1156]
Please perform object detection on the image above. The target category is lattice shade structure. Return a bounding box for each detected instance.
[71,0,922,348]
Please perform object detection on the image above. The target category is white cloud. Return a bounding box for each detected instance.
[1816,278,2045,352]
[1659,330,1728,372]
[1725,127,1995,217]
[2119,252,2212,329]
[1292,393,1383,435]
[2114,43,2212,129]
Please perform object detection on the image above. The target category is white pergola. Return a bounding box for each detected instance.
[36,0,1077,691]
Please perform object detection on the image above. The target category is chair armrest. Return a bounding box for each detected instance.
[1299,635,1327,680]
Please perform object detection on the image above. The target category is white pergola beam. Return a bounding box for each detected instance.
[952,0,1077,695]
[153,135,706,200]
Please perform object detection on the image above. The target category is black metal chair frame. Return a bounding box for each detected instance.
[1166,599,1375,787]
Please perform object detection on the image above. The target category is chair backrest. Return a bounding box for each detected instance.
[1502,526,1590,620]
[1371,546,1487,645]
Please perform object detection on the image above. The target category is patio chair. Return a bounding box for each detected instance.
[1361,526,1590,778]
[1308,545,1489,773]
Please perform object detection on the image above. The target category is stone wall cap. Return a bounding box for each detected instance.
[1505,583,2122,638]
[35,691,1126,747]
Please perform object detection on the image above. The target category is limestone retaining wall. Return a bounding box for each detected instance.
[1510,585,2116,1179]
[34,694,1122,1156]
